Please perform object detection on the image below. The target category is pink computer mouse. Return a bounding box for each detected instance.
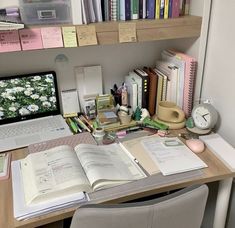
[186,139,205,153]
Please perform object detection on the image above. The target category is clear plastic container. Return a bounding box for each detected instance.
[20,0,72,25]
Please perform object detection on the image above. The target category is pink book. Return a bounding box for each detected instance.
[41,27,63,49]
[19,28,43,51]
[0,30,21,53]
[172,0,180,18]
[170,50,197,118]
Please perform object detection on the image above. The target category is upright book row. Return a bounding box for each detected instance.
[71,0,190,25]
[124,49,196,118]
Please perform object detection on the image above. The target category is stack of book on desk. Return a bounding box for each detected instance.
[12,142,146,220]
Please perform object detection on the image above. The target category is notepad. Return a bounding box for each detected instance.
[41,27,63,49]
[0,30,21,53]
[140,136,207,176]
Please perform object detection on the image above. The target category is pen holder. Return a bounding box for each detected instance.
[118,112,132,125]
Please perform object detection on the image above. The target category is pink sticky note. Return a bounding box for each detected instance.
[41,27,63,49]
[19,28,43,50]
[0,30,21,53]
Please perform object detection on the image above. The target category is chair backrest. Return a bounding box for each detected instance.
[70,184,209,228]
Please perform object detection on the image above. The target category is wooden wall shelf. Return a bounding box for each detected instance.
[29,15,202,47]
[94,16,202,45]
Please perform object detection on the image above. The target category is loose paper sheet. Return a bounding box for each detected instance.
[19,28,43,50]
[77,25,97,46]
[62,26,77,47]
[119,22,137,43]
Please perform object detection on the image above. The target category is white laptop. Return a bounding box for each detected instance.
[0,71,72,152]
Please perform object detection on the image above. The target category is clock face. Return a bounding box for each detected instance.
[192,106,211,129]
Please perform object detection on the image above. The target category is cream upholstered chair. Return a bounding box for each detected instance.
[70,184,209,228]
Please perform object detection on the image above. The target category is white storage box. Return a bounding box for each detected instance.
[20,0,72,25]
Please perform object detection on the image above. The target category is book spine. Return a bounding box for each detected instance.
[184,0,190,15]
[164,0,169,19]
[146,0,155,19]
[119,0,126,20]
[134,69,149,109]
[101,0,105,21]
[139,0,143,19]
[116,0,120,20]
[111,0,117,21]
[172,0,180,18]
[131,0,139,19]
[168,0,173,18]
[155,0,160,19]
[125,0,131,20]
[142,0,147,18]
[160,0,165,18]
[104,0,110,21]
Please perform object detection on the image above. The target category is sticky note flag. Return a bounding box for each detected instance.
[62,26,77,48]
[76,25,97,46]
[41,27,63,49]
[119,22,137,43]
[19,28,43,50]
[0,30,21,53]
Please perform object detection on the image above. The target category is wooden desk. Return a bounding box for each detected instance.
[1,142,234,228]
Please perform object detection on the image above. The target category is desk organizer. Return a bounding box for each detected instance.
[19,0,72,25]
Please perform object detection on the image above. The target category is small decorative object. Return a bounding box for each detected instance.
[134,106,142,121]
[140,108,150,122]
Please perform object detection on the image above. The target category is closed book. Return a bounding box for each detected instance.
[101,0,105,21]
[143,67,158,116]
[125,75,138,112]
[154,70,163,113]
[168,0,173,17]
[93,0,103,22]
[146,0,155,19]
[111,0,118,21]
[71,0,83,25]
[131,0,139,19]
[171,0,180,18]
[125,0,131,20]
[142,0,147,18]
[134,68,149,109]
[128,71,142,108]
[119,0,126,20]
[139,0,143,19]
[160,0,165,18]
[164,0,169,18]
[155,0,161,19]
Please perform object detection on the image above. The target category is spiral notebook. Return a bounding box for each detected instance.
[168,50,197,118]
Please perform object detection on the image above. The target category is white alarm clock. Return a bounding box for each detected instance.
[187,103,218,134]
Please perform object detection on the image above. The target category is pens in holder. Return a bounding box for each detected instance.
[67,118,80,134]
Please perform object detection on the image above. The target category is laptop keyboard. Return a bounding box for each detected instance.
[0,117,64,140]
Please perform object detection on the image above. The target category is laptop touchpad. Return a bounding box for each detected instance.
[15,135,41,146]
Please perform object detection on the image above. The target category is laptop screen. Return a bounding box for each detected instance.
[0,71,60,125]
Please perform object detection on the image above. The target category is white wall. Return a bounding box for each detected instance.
[201,0,235,146]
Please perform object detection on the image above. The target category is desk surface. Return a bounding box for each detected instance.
[1,135,234,228]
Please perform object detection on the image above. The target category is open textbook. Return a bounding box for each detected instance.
[20,143,146,206]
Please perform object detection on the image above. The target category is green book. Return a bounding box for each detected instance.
[131,0,139,19]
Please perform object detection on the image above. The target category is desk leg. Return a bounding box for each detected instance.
[213,177,233,228]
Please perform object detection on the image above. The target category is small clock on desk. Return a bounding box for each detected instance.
[187,103,218,135]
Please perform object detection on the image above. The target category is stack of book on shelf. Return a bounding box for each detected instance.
[12,142,146,220]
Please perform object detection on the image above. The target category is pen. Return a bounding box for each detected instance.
[74,117,91,132]
[67,118,78,134]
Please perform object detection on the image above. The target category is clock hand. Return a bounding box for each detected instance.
[202,113,209,121]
